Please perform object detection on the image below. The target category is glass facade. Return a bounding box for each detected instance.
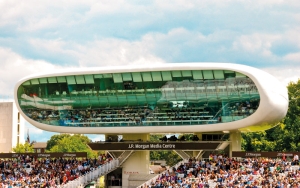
[16,70,260,128]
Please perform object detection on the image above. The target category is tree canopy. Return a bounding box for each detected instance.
[46,134,97,158]
[242,79,300,151]
[150,134,182,166]
[12,142,34,153]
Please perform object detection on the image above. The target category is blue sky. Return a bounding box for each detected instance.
[0,0,299,142]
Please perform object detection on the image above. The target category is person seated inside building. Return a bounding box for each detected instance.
[192,135,200,141]
[159,136,168,142]
[168,135,178,141]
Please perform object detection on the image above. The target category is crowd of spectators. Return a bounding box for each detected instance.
[145,154,300,188]
[0,153,112,187]
[23,105,215,127]
[22,97,259,129]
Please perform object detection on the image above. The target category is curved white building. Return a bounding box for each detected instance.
[14,63,288,134]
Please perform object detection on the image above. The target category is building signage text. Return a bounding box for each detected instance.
[128,143,176,149]
[88,142,221,150]
[0,152,87,158]
[233,151,300,158]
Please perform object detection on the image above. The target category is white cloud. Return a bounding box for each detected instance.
[283,52,300,63]
[232,33,280,55]
[0,0,298,33]
[28,38,80,62]
[20,15,60,32]
[19,25,300,69]
[25,37,166,67]
[77,39,166,67]
[86,0,127,15]
[262,66,300,86]
[0,47,68,96]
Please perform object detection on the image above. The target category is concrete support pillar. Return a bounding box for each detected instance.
[192,151,197,157]
[189,133,202,159]
[122,134,150,188]
[229,131,241,157]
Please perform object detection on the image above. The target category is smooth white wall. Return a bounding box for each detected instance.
[0,102,24,152]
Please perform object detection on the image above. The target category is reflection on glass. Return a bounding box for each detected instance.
[17,70,260,127]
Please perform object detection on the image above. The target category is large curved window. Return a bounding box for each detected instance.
[16,70,260,127]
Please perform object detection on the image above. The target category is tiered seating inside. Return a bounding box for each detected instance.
[22,98,259,128]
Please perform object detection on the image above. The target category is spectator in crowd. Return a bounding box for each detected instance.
[142,153,300,188]
[0,154,112,187]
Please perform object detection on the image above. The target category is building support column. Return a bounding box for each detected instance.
[229,131,241,157]
[121,134,150,188]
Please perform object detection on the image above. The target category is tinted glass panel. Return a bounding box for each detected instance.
[57,76,66,83]
[39,78,47,84]
[161,71,172,81]
[31,79,39,85]
[192,70,203,79]
[151,72,162,81]
[113,73,122,83]
[17,69,260,128]
[48,77,57,83]
[75,75,85,84]
[122,73,132,81]
[66,76,76,84]
[132,72,142,82]
[182,70,192,77]
[84,75,94,84]
[142,72,152,81]
[203,70,214,79]
[213,70,224,79]
[172,71,181,77]
[94,74,103,78]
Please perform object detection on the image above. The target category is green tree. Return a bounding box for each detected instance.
[12,142,34,153]
[263,79,300,151]
[242,132,276,151]
[47,134,97,158]
[46,134,70,150]
[149,135,182,166]
[280,79,300,151]
[242,79,300,152]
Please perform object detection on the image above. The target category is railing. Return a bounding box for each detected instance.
[136,159,188,188]
[174,150,190,159]
[62,159,119,188]
[119,150,134,165]
[60,119,217,128]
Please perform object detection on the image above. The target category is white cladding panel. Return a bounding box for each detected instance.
[0,102,24,152]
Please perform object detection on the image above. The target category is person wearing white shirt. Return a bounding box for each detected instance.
[77,164,83,171]
[293,154,299,165]
[259,166,264,174]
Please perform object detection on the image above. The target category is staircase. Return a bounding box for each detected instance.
[119,150,135,165]
[174,150,190,159]
[62,159,120,188]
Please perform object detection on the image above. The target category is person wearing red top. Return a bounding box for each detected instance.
[282,153,286,161]
[66,169,71,179]
[62,174,68,184]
